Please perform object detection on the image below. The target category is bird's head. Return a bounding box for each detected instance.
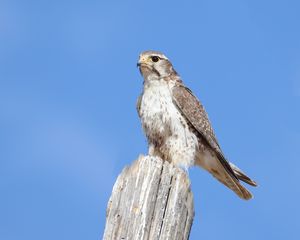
[137,51,176,80]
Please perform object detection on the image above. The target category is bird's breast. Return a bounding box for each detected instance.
[139,80,198,167]
[140,82,175,137]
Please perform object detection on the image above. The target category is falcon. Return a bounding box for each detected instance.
[136,50,257,200]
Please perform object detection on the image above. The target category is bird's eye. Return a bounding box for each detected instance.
[151,56,160,62]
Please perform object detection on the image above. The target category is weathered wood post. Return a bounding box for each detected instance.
[103,155,194,240]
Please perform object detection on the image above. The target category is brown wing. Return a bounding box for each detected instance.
[136,93,143,118]
[172,84,238,180]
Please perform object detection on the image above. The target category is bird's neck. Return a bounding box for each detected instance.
[143,72,181,88]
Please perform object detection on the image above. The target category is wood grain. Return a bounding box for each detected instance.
[103,155,194,240]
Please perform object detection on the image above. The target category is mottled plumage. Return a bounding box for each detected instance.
[137,50,257,200]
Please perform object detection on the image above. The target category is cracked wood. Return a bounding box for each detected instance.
[103,155,194,240]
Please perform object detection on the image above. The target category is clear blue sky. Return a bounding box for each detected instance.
[1,0,299,239]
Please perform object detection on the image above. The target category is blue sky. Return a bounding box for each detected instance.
[1,0,300,239]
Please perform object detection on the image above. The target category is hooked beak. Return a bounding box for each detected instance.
[137,55,149,68]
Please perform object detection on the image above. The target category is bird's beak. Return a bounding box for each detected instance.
[137,56,148,68]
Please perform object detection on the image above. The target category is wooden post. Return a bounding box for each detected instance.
[103,155,194,240]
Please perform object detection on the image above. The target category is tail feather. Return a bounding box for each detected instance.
[195,151,257,200]
[229,162,257,187]
[211,167,253,200]
[211,156,256,200]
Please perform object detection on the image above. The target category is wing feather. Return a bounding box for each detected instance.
[136,94,143,118]
[171,84,238,180]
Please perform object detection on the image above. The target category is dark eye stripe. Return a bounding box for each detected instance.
[151,56,160,62]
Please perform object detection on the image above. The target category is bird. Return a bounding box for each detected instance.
[136,50,257,200]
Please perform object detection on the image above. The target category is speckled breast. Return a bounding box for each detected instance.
[140,82,175,141]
